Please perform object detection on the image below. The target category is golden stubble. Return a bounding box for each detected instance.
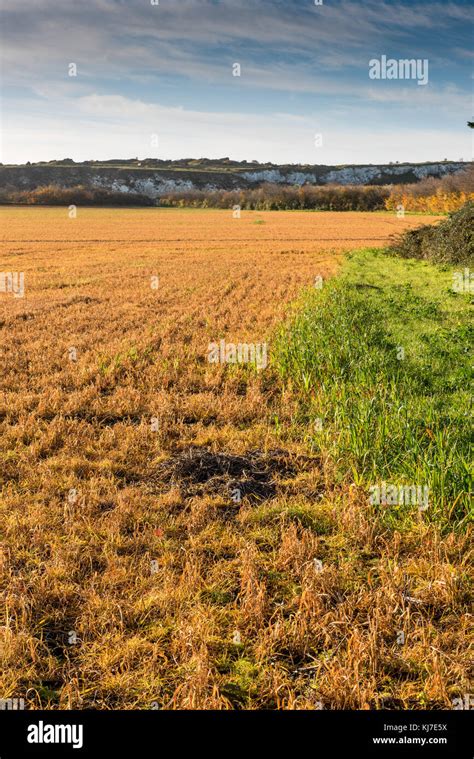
[0,207,468,711]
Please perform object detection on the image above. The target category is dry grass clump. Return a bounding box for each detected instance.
[0,207,469,710]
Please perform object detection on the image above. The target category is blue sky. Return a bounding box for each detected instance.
[1,0,472,164]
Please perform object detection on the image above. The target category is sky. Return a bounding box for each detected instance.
[0,0,472,165]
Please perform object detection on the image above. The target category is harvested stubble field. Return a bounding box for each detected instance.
[0,207,470,710]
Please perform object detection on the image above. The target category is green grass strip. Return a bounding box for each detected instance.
[274,249,473,530]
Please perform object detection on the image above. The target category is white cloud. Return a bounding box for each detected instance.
[2,93,471,165]
[1,1,471,163]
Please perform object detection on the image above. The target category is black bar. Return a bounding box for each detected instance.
[0,710,471,757]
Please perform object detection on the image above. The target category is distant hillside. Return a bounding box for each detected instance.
[0,159,469,199]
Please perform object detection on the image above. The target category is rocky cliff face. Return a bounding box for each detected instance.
[0,161,468,198]
[242,162,466,186]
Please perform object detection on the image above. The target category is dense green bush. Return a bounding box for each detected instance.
[389,202,474,264]
[160,183,390,211]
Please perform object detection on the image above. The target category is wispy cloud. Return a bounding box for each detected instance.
[1,0,471,163]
